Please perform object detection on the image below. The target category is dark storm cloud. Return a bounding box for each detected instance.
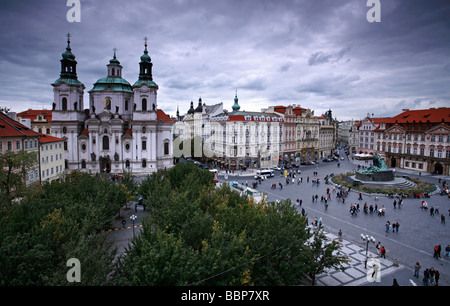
[0,0,448,120]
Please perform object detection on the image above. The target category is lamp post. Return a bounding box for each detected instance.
[130,215,137,239]
[361,233,375,269]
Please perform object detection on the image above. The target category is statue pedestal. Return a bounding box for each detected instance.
[355,170,394,182]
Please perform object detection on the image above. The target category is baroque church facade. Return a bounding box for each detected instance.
[50,35,174,176]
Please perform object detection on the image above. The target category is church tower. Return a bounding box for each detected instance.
[132,37,159,120]
[51,33,85,112]
[51,33,86,172]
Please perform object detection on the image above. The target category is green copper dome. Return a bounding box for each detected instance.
[89,77,133,93]
[140,45,151,63]
[62,42,75,61]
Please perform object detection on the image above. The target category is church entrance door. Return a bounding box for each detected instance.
[100,156,111,173]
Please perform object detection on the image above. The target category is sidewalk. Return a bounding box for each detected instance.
[316,231,403,286]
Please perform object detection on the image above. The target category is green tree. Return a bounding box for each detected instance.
[0,150,37,208]
[0,171,128,285]
[302,225,349,286]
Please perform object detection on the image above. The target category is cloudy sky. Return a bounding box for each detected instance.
[0,0,449,120]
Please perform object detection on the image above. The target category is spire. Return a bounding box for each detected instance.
[232,90,240,111]
[138,36,153,81]
[187,101,195,114]
[107,48,122,77]
[60,33,78,79]
[109,47,120,65]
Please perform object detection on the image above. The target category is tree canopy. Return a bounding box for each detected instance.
[114,163,348,285]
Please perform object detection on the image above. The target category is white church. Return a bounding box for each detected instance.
[50,35,174,176]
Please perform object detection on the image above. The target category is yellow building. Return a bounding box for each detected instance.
[39,134,65,183]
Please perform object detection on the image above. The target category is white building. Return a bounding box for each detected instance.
[50,35,174,176]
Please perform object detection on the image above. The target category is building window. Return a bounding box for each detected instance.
[430,148,434,157]
[62,97,67,111]
[16,140,20,150]
[125,99,129,111]
[142,98,147,111]
[24,141,28,150]
[437,150,442,158]
[142,140,147,151]
[102,136,109,150]
[81,160,86,168]
[125,143,130,151]
[125,160,130,168]
[142,159,147,168]
[164,142,169,155]
[64,141,68,151]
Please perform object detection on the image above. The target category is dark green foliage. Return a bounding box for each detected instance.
[0,171,128,285]
[115,163,348,286]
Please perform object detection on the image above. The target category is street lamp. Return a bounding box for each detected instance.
[130,214,137,238]
[361,233,375,269]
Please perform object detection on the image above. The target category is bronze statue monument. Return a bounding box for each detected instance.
[355,154,394,181]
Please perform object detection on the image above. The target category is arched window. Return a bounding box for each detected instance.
[142,98,147,111]
[125,160,130,168]
[112,68,115,76]
[125,99,129,111]
[81,160,86,169]
[62,97,67,111]
[152,103,156,111]
[102,136,109,150]
[142,159,147,168]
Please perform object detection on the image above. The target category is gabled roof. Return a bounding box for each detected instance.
[0,112,40,138]
[157,109,175,122]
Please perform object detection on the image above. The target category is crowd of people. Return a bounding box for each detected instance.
[254,158,449,286]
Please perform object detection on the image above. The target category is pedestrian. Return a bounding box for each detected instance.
[429,267,435,285]
[393,200,397,209]
[423,269,429,286]
[395,221,399,233]
[376,242,381,255]
[441,214,446,224]
[433,245,439,259]
[438,244,441,258]
[434,269,440,286]
[445,245,450,258]
[392,222,396,232]
[414,262,421,278]
[380,246,386,259]
[392,278,399,286]
[385,221,390,233]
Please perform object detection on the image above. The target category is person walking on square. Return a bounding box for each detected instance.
[429,267,435,285]
[434,269,440,286]
[423,269,429,286]
[380,246,386,259]
[414,262,421,278]
[385,221,390,233]
[395,221,399,233]
[376,242,381,255]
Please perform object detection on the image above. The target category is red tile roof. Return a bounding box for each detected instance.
[38,133,64,143]
[387,107,450,124]
[157,109,175,122]
[0,112,40,138]
[17,109,52,122]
